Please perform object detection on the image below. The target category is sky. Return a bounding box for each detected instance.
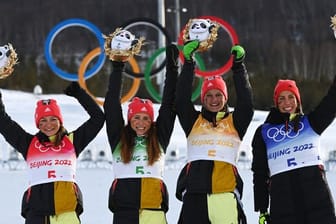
[0,88,335,223]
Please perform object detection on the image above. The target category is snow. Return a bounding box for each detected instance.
[0,88,335,223]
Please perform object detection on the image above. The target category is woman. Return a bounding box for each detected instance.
[104,44,178,224]
[175,40,254,224]
[0,82,105,223]
[252,78,336,224]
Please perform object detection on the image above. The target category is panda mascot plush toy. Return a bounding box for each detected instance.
[331,15,336,39]
[183,18,219,52]
[0,43,18,79]
[104,28,145,62]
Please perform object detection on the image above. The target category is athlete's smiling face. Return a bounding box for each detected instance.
[277,90,298,114]
[38,116,61,136]
[203,89,226,112]
[130,112,152,136]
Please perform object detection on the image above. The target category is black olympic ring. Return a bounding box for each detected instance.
[121,17,172,79]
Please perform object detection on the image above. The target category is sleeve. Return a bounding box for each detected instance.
[175,60,200,136]
[70,85,105,156]
[103,61,125,152]
[231,62,254,140]
[156,45,178,151]
[308,75,336,135]
[251,126,270,212]
[0,91,33,158]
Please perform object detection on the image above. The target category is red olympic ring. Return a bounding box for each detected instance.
[178,15,239,77]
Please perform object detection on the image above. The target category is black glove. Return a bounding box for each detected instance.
[166,44,179,68]
[64,82,81,97]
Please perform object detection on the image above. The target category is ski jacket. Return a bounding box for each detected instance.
[175,60,253,199]
[104,61,177,213]
[0,86,105,218]
[252,77,336,223]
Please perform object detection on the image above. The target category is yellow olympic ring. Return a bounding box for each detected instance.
[78,47,141,105]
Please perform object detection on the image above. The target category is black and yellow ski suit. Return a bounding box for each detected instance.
[175,60,253,224]
[252,76,336,224]
[104,47,178,224]
[0,83,105,224]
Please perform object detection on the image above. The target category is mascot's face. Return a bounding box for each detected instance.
[188,19,212,42]
[0,45,10,68]
[111,30,135,51]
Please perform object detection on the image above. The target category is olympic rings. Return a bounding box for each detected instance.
[266,122,304,143]
[177,16,239,77]
[144,46,205,102]
[78,47,141,105]
[44,16,239,103]
[44,18,106,81]
[121,18,172,79]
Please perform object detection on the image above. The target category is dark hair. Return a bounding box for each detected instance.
[293,104,304,132]
[120,123,161,165]
[54,126,67,146]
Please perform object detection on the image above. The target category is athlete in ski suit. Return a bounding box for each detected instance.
[0,82,105,224]
[175,40,253,224]
[252,78,336,224]
[104,44,178,224]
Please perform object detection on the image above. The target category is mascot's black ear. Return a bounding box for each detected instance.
[131,39,138,47]
[209,24,215,33]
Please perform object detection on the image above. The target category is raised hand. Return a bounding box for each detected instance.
[231,44,245,63]
[183,40,200,61]
[64,82,81,97]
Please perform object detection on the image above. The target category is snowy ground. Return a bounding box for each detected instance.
[0,88,335,223]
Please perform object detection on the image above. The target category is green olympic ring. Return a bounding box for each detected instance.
[144,46,205,103]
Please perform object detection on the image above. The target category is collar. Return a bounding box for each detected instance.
[265,107,302,124]
[201,106,228,124]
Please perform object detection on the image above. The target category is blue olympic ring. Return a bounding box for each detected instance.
[44,18,106,81]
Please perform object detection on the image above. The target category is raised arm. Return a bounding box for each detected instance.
[308,75,336,134]
[103,61,125,151]
[156,44,178,151]
[175,41,200,136]
[0,91,33,158]
[64,82,105,156]
[231,45,254,139]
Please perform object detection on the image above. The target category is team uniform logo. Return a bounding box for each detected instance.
[262,117,323,176]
